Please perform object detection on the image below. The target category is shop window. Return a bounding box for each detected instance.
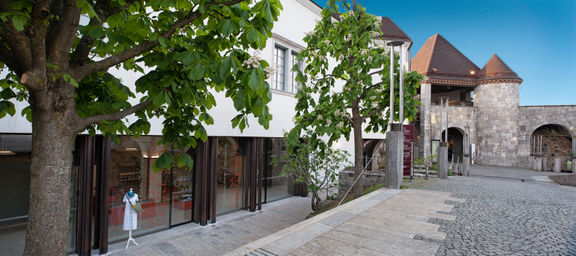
[0,134,77,254]
[216,138,244,215]
[108,136,171,242]
[263,138,295,202]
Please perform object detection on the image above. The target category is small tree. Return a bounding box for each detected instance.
[287,0,423,197]
[274,140,350,211]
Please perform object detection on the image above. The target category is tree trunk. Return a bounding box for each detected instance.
[24,90,77,255]
[352,107,364,198]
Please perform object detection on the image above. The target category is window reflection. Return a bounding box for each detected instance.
[216,138,244,215]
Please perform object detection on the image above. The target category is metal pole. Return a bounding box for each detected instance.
[399,44,404,125]
[444,97,449,144]
[389,44,395,124]
[410,141,414,181]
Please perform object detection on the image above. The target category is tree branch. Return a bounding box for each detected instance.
[0,22,33,77]
[359,81,384,99]
[72,0,245,81]
[70,0,140,67]
[47,0,82,67]
[362,104,387,121]
[367,69,384,77]
[75,100,152,133]
[0,40,21,74]
[29,0,51,70]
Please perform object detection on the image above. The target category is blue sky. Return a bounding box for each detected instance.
[350,0,575,106]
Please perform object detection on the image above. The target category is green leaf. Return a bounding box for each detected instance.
[88,26,104,39]
[176,153,193,168]
[233,90,246,111]
[1,88,16,99]
[75,0,100,21]
[153,152,174,173]
[189,64,205,80]
[158,37,168,48]
[231,114,243,128]
[0,101,15,117]
[249,69,261,91]
[246,29,259,43]
[219,58,232,79]
[153,91,165,106]
[10,14,27,31]
[21,106,32,122]
[221,20,234,35]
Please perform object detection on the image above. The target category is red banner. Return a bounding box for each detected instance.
[403,124,415,176]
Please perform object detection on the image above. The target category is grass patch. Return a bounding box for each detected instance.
[363,183,386,195]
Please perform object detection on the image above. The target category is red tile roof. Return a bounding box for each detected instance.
[411,34,479,78]
[411,34,521,86]
[479,54,523,83]
[379,17,412,44]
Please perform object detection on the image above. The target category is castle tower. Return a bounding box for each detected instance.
[474,54,523,166]
[411,34,479,161]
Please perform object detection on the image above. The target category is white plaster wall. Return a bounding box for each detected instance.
[0,0,405,163]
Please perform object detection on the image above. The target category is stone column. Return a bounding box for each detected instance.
[421,83,431,160]
[533,157,541,171]
[463,155,470,176]
[438,142,448,179]
[553,157,561,172]
[386,124,403,189]
[573,137,576,173]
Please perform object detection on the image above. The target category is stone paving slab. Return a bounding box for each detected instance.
[413,165,576,256]
[228,188,460,256]
[103,196,312,256]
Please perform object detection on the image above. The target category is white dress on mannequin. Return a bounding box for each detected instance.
[122,194,139,231]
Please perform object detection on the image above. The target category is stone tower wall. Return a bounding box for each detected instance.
[474,82,520,166]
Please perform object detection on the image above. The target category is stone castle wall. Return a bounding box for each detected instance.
[429,105,477,143]
[473,83,520,166]
[517,105,576,169]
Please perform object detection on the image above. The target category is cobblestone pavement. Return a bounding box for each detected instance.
[411,171,576,256]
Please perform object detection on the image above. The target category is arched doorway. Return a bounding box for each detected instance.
[530,124,573,171]
[441,127,464,162]
[363,139,385,171]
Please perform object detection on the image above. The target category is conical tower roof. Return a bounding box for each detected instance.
[479,54,522,84]
[411,34,480,86]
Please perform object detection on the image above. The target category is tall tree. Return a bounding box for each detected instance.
[287,0,423,197]
[0,0,282,254]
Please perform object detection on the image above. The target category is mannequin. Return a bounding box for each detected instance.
[123,188,139,249]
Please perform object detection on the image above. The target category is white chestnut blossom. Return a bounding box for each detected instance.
[264,66,275,78]
[242,51,262,69]
[336,122,344,129]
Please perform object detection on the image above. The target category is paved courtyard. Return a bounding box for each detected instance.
[103,165,576,256]
[412,166,576,256]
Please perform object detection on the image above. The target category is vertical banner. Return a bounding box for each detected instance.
[403,125,415,176]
